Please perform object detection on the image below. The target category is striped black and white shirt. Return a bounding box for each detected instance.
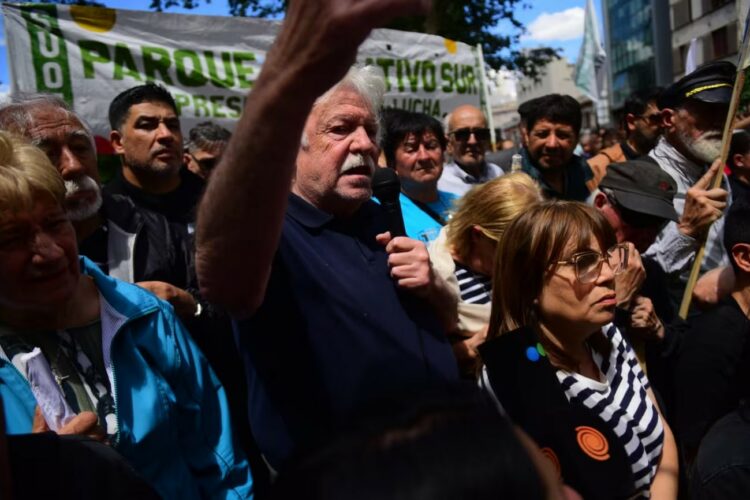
[453,261,492,305]
[557,324,664,496]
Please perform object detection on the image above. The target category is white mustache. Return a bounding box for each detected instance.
[340,153,376,175]
[64,175,99,197]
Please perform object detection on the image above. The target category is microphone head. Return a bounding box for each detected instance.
[372,167,401,203]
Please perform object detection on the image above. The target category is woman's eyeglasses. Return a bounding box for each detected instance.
[449,127,491,142]
[555,244,629,284]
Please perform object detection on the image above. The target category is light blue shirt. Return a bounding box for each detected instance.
[400,191,457,244]
[437,160,504,197]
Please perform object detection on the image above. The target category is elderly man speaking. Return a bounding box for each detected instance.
[196,0,459,469]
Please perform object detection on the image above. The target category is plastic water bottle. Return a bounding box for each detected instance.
[511,153,523,172]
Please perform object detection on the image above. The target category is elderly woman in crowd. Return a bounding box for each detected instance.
[429,172,542,376]
[380,109,457,243]
[478,202,678,499]
[0,132,252,499]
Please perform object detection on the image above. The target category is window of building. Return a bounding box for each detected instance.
[708,23,737,60]
[673,45,686,76]
[672,0,691,28]
[701,0,732,15]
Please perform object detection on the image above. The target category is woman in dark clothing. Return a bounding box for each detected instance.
[479,201,678,499]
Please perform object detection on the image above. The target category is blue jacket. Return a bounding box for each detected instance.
[0,257,253,499]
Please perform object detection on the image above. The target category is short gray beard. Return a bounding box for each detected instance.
[64,175,103,221]
[680,130,722,164]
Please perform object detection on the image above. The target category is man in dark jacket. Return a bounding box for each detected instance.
[105,83,205,229]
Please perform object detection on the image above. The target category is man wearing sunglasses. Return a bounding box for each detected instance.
[587,88,663,191]
[438,104,504,196]
[184,121,231,181]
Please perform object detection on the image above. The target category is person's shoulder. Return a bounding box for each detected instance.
[83,256,165,315]
[486,147,517,172]
[691,409,750,498]
[437,190,458,202]
[486,161,505,178]
[690,297,747,334]
[180,168,206,193]
[588,144,622,169]
[441,161,460,175]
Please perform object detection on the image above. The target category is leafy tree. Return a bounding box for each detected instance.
[149,0,560,78]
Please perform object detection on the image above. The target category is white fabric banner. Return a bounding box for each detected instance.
[3,3,482,139]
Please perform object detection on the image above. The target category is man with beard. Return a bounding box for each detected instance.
[515,94,593,201]
[0,94,197,318]
[587,88,663,190]
[105,83,204,229]
[644,61,732,303]
[438,104,503,196]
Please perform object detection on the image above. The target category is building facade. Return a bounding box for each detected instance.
[603,0,673,110]
[603,0,744,114]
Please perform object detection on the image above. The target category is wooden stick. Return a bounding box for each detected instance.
[678,69,749,319]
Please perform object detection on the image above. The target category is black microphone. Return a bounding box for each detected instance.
[372,167,406,238]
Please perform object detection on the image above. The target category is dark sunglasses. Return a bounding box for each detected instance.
[635,113,661,125]
[189,153,219,172]
[449,127,491,142]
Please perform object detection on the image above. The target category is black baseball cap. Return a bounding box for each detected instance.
[658,61,736,109]
[599,160,679,222]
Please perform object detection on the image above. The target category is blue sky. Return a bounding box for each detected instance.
[0,0,602,93]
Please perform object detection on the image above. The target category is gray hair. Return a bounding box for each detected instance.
[587,186,614,206]
[0,93,95,149]
[301,66,386,148]
[185,121,231,154]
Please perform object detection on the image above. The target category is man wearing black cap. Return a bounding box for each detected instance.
[592,160,684,420]
[593,160,679,335]
[644,61,732,303]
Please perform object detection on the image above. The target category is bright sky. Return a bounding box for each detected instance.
[0,0,603,95]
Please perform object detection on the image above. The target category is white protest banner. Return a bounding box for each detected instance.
[3,3,482,141]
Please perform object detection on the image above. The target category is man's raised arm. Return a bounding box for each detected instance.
[196,0,430,317]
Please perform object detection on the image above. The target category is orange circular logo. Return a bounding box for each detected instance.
[539,447,561,479]
[575,426,610,461]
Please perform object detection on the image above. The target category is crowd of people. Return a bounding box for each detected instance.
[1,0,749,498]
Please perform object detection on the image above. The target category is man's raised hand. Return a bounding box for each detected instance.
[271,0,431,97]
[678,159,728,239]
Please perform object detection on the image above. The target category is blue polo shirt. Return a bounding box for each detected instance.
[234,194,458,468]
